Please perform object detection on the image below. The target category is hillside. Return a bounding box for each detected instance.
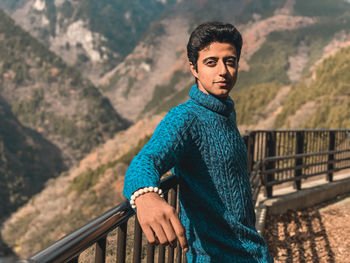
[0,0,176,83]
[3,0,350,127]
[1,0,350,259]
[0,9,131,238]
[0,10,128,164]
[98,0,350,125]
[3,44,350,258]
[275,45,350,129]
[1,114,164,258]
[0,99,64,218]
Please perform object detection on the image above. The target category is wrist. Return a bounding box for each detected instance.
[130,186,164,209]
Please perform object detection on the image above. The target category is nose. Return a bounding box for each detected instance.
[218,60,228,76]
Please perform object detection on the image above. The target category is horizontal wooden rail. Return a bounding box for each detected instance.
[261,149,350,163]
[260,149,350,192]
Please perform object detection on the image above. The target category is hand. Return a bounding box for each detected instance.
[134,192,189,252]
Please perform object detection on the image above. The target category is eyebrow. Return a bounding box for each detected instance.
[202,57,218,63]
[202,56,237,63]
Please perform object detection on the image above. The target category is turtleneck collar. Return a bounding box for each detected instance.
[189,84,234,117]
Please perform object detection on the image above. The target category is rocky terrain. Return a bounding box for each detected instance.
[0,9,132,225]
[0,0,175,83]
[0,10,128,166]
[1,0,350,259]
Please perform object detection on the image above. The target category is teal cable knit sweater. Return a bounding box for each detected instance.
[123,85,273,262]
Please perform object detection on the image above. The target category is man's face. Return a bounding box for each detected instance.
[190,42,238,99]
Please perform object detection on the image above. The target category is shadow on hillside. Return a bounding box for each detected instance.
[264,207,335,262]
[0,97,65,223]
[0,232,17,260]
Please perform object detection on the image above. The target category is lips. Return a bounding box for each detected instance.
[214,81,229,87]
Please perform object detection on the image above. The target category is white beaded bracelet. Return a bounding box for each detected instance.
[130,186,164,209]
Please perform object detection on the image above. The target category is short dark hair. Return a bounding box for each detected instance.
[187,22,243,70]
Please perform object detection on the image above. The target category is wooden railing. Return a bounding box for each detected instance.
[21,129,350,263]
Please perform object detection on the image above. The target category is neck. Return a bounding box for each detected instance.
[197,86,229,101]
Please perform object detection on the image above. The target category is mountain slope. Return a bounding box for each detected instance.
[98,0,350,125]
[0,10,129,164]
[1,114,164,258]
[4,0,350,127]
[2,0,350,259]
[0,99,64,218]
[0,0,176,83]
[275,45,350,128]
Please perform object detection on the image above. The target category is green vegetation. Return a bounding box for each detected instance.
[154,85,190,115]
[0,10,127,161]
[69,135,151,194]
[59,0,74,19]
[11,89,44,121]
[232,82,282,125]
[45,0,57,37]
[237,15,350,90]
[0,100,65,219]
[0,10,129,224]
[142,70,190,115]
[294,0,350,17]
[237,32,297,89]
[75,0,172,60]
[142,21,166,47]
[237,0,284,24]
[0,0,24,10]
[275,46,350,128]
[124,77,137,98]
[99,69,129,92]
[304,99,350,129]
[187,0,284,30]
[118,135,152,165]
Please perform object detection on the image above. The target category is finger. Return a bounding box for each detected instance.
[160,218,177,247]
[151,223,168,245]
[142,225,158,244]
[170,214,189,252]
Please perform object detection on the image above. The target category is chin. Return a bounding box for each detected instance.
[218,89,231,95]
[214,92,229,99]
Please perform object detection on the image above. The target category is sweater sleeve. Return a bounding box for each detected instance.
[123,106,196,200]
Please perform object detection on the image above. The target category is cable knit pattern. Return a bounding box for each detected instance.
[123,85,273,262]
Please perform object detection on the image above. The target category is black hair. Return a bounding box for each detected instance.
[187,21,243,70]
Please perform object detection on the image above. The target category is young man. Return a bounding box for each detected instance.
[123,22,273,262]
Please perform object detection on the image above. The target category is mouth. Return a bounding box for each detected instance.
[214,81,230,88]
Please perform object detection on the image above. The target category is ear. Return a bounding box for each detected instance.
[189,62,198,79]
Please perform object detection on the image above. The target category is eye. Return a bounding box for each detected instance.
[225,59,236,66]
[205,60,217,67]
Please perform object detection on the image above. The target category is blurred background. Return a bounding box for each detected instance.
[0,0,350,261]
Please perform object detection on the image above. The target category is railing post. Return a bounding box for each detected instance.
[68,256,79,263]
[94,237,106,263]
[294,131,304,190]
[146,243,155,263]
[247,131,255,174]
[116,222,127,263]
[261,160,267,197]
[167,188,177,263]
[133,217,143,263]
[327,131,335,182]
[265,131,276,198]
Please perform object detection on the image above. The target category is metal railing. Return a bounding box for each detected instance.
[245,129,350,197]
[22,129,350,263]
[260,149,350,188]
[22,175,183,263]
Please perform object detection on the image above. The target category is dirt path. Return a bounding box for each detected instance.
[264,194,350,263]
